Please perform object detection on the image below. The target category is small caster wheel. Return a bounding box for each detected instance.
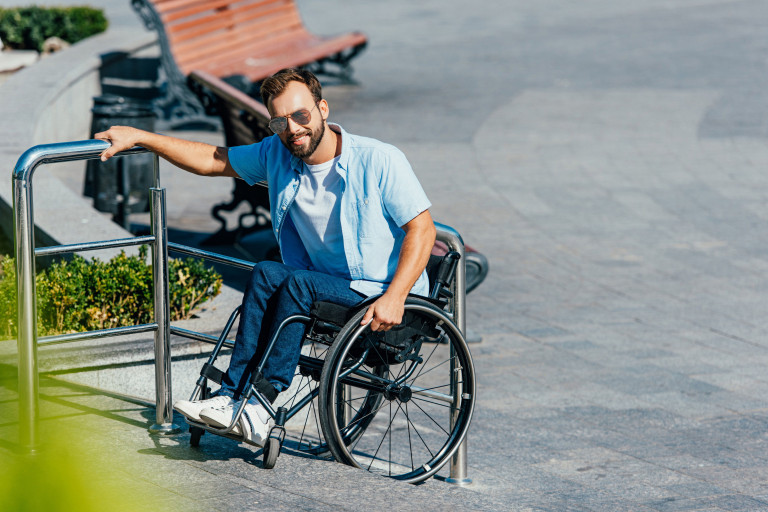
[190,426,204,447]
[262,437,280,469]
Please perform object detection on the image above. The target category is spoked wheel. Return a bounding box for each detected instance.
[277,338,384,456]
[319,297,476,484]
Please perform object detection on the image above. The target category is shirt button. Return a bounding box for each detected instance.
[364,199,369,205]
[282,205,287,210]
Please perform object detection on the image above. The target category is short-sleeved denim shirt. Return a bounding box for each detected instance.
[228,123,432,297]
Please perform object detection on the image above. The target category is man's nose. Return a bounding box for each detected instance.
[286,117,303,133]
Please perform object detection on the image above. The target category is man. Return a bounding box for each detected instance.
[96,68,436,446]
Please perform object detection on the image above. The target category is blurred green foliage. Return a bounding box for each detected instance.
[0,246,222,339]
[0,445,134,512]
[0,5,108,51]
[0,413,180,512]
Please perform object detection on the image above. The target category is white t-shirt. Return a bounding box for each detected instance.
[289,156,350,278]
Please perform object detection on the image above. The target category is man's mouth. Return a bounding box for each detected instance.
[290,133,309,145]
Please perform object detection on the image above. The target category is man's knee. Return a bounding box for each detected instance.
[248,260,290,289]
[283,270,317,294]
[274,270,319,311]
[252,260,287,277]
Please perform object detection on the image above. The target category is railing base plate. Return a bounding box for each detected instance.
[445,477,473,486]
[149,423,182,436]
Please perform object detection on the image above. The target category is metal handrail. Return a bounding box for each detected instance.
[12,139,471,483]
[39,323,159,346]
[168,242,255,270]
[35,235,155,257]
[13,140,180,451]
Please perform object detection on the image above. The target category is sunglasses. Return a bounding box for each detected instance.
[268,103,319,134]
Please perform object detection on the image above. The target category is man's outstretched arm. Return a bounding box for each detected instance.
[94,125,238,178]
[361,209,436,332]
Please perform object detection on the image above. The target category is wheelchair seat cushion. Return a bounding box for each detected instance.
[310,294,443,328]
[310,296,444,366]
[310,301,357,327]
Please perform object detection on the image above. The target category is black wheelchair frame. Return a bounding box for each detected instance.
[183,251,476,484]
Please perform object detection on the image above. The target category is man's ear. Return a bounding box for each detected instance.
[319,99,330,120]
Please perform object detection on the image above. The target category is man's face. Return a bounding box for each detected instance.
[268,81,326,159]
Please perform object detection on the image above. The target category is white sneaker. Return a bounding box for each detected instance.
[199,400,271,447]
[174,395,234,422]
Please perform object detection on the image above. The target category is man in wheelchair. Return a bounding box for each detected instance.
[96,68,436,447]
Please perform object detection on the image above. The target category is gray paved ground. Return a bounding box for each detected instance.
[4,0,768,510]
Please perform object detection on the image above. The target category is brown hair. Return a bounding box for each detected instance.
[260,68,322,108]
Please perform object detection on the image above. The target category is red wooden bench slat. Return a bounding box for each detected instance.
[183,29,310,75]
[161,0,283,23]
[172,16,304,71]
[154,0,269,16]
[204,33,367,82]
[182,27,364,79]
[164,1,297,40]
[152,0,202,10]
[168,9,300,49]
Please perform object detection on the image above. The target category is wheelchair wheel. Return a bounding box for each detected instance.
[262,437,280,469]
[318,297,476,484]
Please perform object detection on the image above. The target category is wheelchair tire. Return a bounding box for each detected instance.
[262,437,280,469]
[318,297,476,484]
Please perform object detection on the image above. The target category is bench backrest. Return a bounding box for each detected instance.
[149,0,308,76]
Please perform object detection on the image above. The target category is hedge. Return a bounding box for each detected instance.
[0,6,108,52]
[0,247,222,340]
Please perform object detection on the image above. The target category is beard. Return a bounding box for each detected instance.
[282,122,325,158]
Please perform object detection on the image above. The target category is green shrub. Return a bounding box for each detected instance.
[0,6,108,52]
[0,247,222,340]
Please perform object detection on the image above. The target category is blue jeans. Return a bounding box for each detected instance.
[219,261,365,402]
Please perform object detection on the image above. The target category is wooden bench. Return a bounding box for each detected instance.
[131,0,368,122]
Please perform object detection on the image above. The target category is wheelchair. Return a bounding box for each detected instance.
[182,250,476,484]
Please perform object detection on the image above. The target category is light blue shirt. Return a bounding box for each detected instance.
[228,123,432,297]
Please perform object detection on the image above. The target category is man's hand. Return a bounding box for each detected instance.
[359,209,435,332]
[94,125,143,161]
[93,126,237,178]
[361,293,405,332]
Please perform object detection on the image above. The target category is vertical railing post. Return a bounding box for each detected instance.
[12,144,180,448]
[148,156,180,435]
[435,223,472,486]
[13,172,39,453]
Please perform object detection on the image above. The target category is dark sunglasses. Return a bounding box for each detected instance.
[268,103,319,134]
